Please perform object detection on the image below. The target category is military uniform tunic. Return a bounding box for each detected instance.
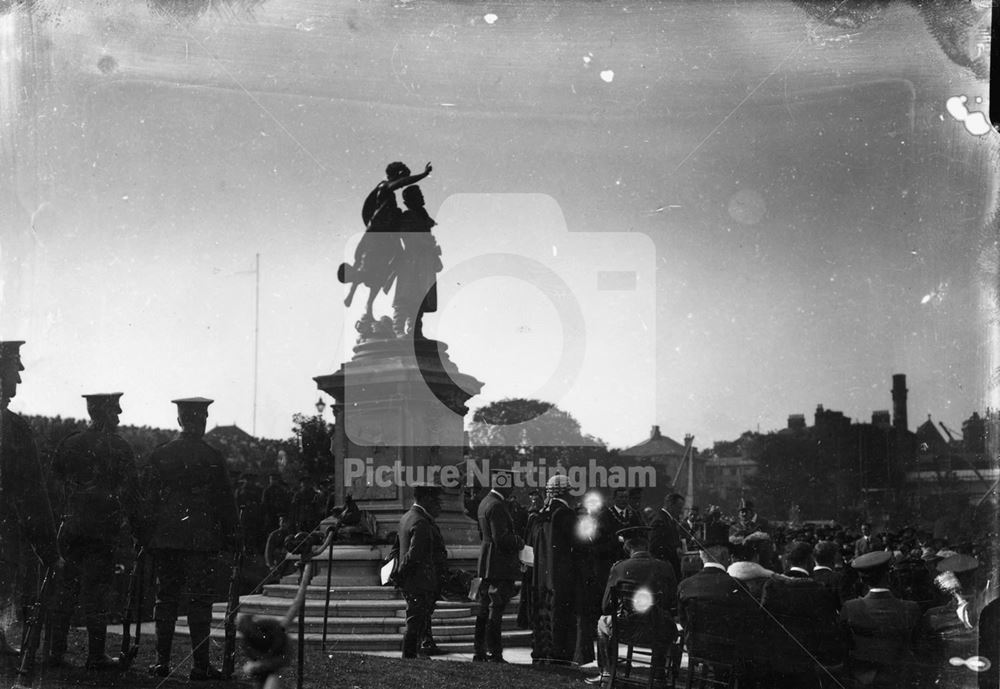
[0,408,59,615]
[49,426,142,653]
[144,436,238,625]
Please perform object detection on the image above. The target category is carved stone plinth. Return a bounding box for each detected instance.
[315,336,484,545]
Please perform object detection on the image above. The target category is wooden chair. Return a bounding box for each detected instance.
[607,582,679,689]
[682,599,739,689]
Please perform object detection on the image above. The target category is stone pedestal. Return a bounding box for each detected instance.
[315,336,483,545]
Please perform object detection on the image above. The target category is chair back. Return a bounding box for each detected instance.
[684,598,740,663]
[610,580,669,647]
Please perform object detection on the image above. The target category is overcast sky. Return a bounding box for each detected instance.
[0,0,995,448]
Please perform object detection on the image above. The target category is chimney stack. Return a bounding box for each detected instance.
[650,425,661,439]
[892,374,908,432]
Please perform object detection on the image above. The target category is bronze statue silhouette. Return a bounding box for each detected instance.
[338,162,432,322]
[391,185,442,339]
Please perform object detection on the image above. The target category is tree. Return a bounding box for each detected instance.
[290,412,334,478]
[467,398,610,491]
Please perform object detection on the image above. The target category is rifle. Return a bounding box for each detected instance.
[11,566,56,689]
[221,510,246,680]
[118,547,145,669]
[321,526,335,652]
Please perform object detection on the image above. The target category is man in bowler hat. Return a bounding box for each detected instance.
[396,483,447,659]
[144,397,239,680]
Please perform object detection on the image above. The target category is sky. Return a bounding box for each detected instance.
[0,0,996,449]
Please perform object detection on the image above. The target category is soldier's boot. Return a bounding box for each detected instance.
[148,620,174,677]
[84,623,120,671]
[472,615,489,661]
[188,619,222,681]
[45,613,71,666]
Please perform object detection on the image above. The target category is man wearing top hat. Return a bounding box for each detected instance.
[396,483,447,659]
[586,525,678,686]
[144,397,239,681]
[917,553,984,688]
[473,469,524,663]
[0,341,61,657]
[47,392,143,670]
[840,550,921,689]
[648,493,685,583]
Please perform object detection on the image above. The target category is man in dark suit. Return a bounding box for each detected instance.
[586,526,678,685]
[473,470,524,663]
[396,483,447,659]
[760,541,847,688]
[649,493,685,581]
[144,397,240,681]
[854,522,874,557]
[840,551,921,689]
[811,540,846,609]
[677,523,741,628]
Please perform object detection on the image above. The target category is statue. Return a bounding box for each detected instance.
[338,162,432,326]
[391,185,442,339]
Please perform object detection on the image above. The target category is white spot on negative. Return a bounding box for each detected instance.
[484,13,498,24]
[600,70,614,83]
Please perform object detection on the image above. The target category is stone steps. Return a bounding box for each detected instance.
[179,625,533,653]
[193,581,530,650]
[216,595,508,617]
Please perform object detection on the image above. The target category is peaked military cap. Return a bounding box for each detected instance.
[616,525,652,542]
[0,341,25,359]
[937,553,979,574]
[171,397,214,413]
[83,392,123,406]
[852,550,892,571]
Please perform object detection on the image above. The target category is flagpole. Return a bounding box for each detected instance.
[252,253,260,437]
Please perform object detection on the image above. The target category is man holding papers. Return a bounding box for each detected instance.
[473,469,525,663]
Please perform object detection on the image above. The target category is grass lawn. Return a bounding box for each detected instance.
[0,628,595,689]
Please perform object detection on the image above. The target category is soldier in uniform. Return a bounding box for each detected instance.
[473,470,524,663]
[144,397,239,681]
[839,550,921,688]
[586,526,678,685]
[396,483,447,659]
[47,392,142,670]
[0,341,61,657]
